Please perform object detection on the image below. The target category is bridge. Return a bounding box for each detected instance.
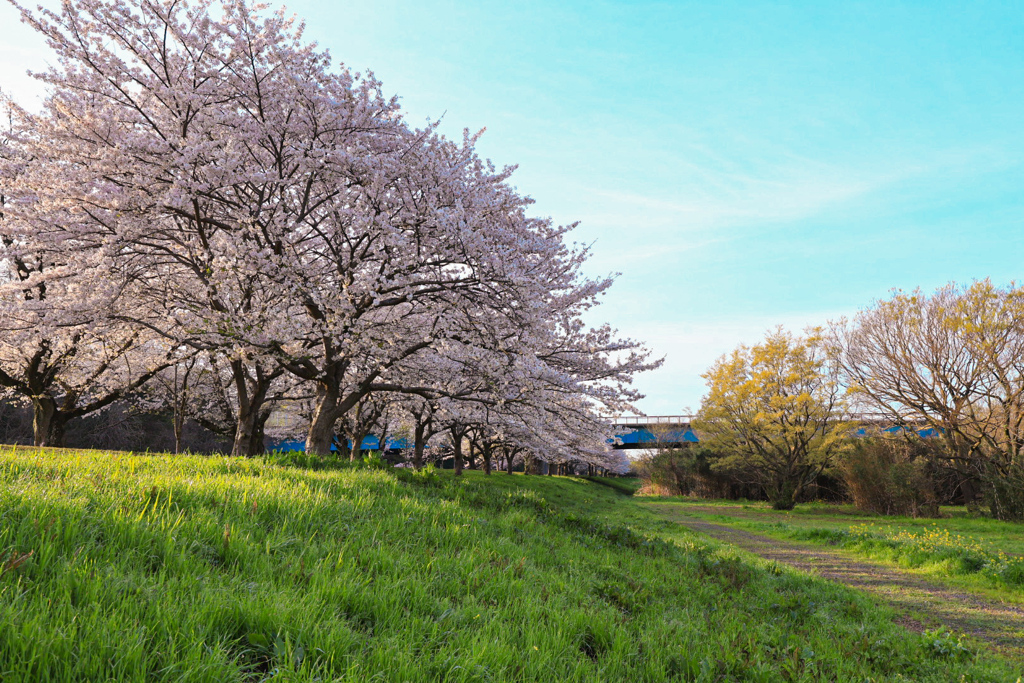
[608,414,940,449]
[610,415,698,449]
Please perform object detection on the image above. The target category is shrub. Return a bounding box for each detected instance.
[634,447,749,498]
[634,448,689,496]
[636,447,840,504]
[840,438,939,517]
[982,462,1024,521]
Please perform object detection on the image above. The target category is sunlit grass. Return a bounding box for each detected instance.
[784,523,1024,590]
[648,498,1024,598]
[0,447,1019,681]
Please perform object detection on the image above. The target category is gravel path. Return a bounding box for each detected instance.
[652,507,1024,655]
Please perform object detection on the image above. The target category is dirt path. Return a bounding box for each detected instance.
[649,505,1024,656]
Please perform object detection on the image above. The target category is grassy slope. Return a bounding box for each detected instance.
[642,499,1024,598]
[0,448,1019,682]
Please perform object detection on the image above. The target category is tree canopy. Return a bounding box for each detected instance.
[694,328,848,510]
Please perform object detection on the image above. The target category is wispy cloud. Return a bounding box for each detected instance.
[622,312,849,414]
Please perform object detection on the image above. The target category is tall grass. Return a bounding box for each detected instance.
[0,447,1017,681]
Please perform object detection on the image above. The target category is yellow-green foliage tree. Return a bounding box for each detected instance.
[694,328,849,510]
[833,280,1024,519]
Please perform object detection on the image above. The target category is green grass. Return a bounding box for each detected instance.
[652,499,1024,555]
[787,523,1024,589]
[580,475,642,496]
[0,447,1020,682]
[645,498,1024,598]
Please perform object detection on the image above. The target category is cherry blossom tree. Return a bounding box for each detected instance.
[167,352,304,455]
[335,392,395,462]
[0,103,178,446]
[7,0,658,460]
[7,0,411,454]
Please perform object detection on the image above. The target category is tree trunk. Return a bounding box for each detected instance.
[482,442,492,475]
[230,361,276,458]
[452,431,464,476]
[351,429,369,462]
[306,383,341,456]
[173,411,184,455]
[413,422,426,470]
[232,406,259,458]
[960,475,979,508]
[32,396,66,447]
[505,449,514,474]
[171,384,186,455]
[770,479,799,511]
[248,409,271,456]
[771,497,797,511]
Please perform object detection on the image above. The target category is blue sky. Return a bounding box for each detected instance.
[3,1,1024,413]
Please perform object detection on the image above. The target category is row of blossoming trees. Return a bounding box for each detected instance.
[0,0,657,470]
[687,281,1024,519]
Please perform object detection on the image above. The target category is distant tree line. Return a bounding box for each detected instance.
[0,0,658,475]
[637,281,1024,520]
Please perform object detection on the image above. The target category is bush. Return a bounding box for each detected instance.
[634,449,688,496]
[982,463,1024,521]
[635,447,757,499]
[840,438,939,517]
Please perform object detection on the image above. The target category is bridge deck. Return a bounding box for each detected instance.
[607,414,940,448]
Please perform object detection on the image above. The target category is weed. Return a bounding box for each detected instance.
[923,628,973,660]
